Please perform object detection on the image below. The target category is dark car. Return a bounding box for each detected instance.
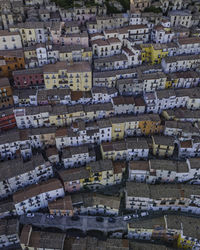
[71,215,80,221]
[96,216,104,222]
[108,217,116,223]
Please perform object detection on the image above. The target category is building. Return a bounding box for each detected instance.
[0,108,16,132]
[0,155,53,198]
[59,160,123,192]
[0,218,19,249]
[13,67,44,89]
[0,30,22,50]
[66,237,129,250]
[0,78,13,110]
[13,178,65,215]
[128,159,194,183]
[151,135,175,157]
[178,137,200,158]
[130,0,151,12]
[43,61,92,91]
[0,199,16,219]
[161,54,200,73]
[61,145,96,168]
[101,138,149,161]
[13,89,37,107]
[125,182,200,215]
[168,10,192,28]
[20,225,66,250]
[91,38,122,58]
[0,129,31,160]
[0,50,25,77]
[49,192,120,216]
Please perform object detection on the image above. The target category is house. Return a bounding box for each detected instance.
[151,135,175,157]
[94,54,128,71]
[0,218,19,249]
[125,182,200,215]
[97,119,112,143]
[58,167,89,193]
[134,96,146,114]
[0,78,13,110]
[0,129,31,160]
[140,72,167,92]
[151,24,174,44]
[140,43,170,65]
[168,10,192,28]
[46,147,59,165]
[91,87,118,104]
[112,96,135,115]
[0,108,16,132]
[91,38,122,58]
[59,160,123,192]
[61,145,96,168]
[12,67,44,89]
[0,50,25,77]
[128,159,192,184]
[178,137,200,158]
[0,199,16,219]
[20,225,66,250]
[101,138,149,161]
[49,192,120,216]
[13,178,64,215]
[13,89,37,107]
[48,195,73,216]
[0,30,22,50]
[130,0,151,12]
[161,108,200,123]
[176,37,200,55]
[166,71,200,89]
[0,155,53,198]
[116,78,142,96]
[66,237,129,250]
[43,61,92,91]
[164,121,199,138]
[161,54,200,73]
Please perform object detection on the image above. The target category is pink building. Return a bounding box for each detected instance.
[59,168,89,193]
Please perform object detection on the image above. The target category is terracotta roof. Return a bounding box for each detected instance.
[48,196,73,211]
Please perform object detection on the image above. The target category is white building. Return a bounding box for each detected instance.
[61,145,96,168]
[161,54,200,73]
[13,178,64,215]
[0,155,53,199]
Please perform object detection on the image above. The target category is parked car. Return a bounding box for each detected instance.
[123,215,132,221]
[108,217,116,223]
[27,213,34,217]
[132,214,139,218]
[71,215,80,221]
[96,216,104,222]
[141,212,148,217]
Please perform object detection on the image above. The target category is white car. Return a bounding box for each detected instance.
[27,213,34,217]
[141,212,148,217]
[132,214,139,218]
[123,215,132,221]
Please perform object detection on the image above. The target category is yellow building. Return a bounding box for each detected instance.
[43,61,92,91]
[152,135,175,157]
[141,43,168,64]
[177,234,195,249]
[101,141,127,161]
[24,47,37,60]
[110,117,125,140]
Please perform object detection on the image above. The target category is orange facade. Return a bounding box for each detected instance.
[0,50,25,77]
